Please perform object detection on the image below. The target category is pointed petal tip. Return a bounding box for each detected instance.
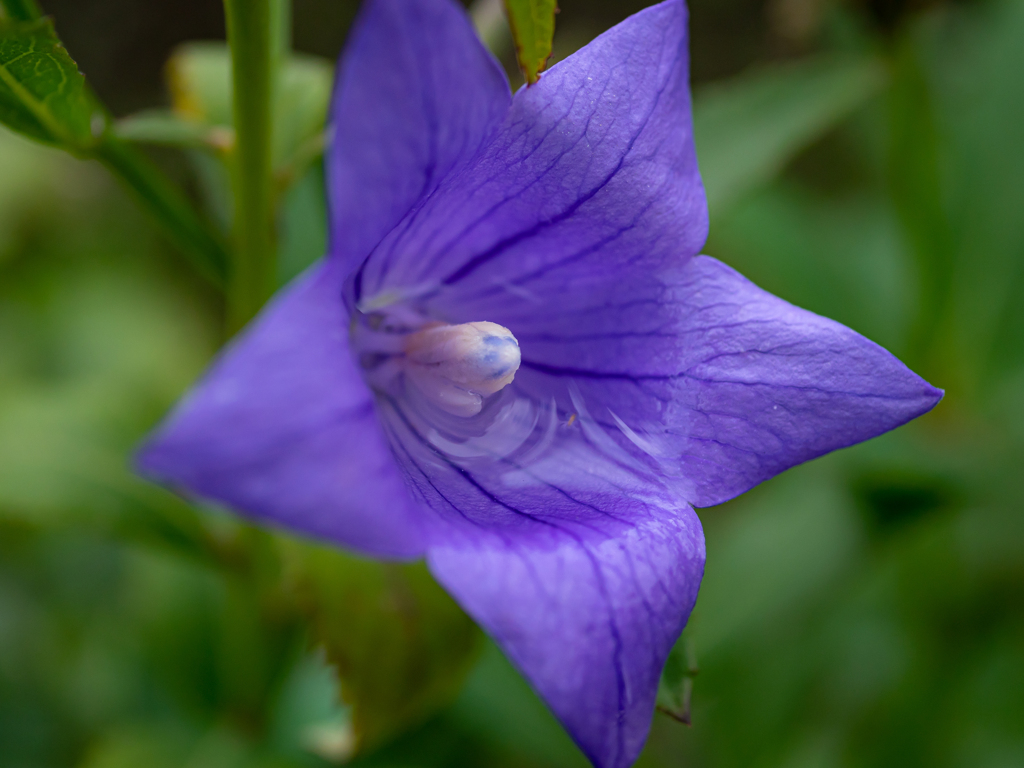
[895,371,945,424]
[133,427,184,488]
[133,439,161,482]
[924,385,945,412]
[428,507,705,768]
[128,260,434,561]
[132,411,182,479]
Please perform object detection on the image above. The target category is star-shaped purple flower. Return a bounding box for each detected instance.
[138,0,942,765]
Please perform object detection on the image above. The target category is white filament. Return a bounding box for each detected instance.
[403,321,521,417]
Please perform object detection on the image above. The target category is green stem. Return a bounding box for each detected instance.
[0,0,42,22]
[96,134,229,286]
[223,0,280,333]
[272,0,292,67]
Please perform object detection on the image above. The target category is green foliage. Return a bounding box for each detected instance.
[656,631,698,725]
[159,40,332,325]
[0,129,473,766]
[0,15,229,287]
[286,545,482,751]
[693,53,886,215]
[96,136,230,286]
[0,17,101,150]
[0,0,41,22]
[162,42,333,176]
[168,43,235,129]
[114,110,230,150]
[886,38,953,370]
[647,2,1024,766]
[278,163,327,286]
[915,0,1024,396]
[2,0,1024,767]
[502,0,557,84]
[273,54,333,181]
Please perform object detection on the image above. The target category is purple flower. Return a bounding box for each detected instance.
[138,0,942,765]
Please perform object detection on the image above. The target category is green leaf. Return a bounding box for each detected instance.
[0,124,65,253]
[277,163,326,286]
[77,728,189,768]
[911,0,1024,387]
[269,650,354,763]
[694,53,886,215]
[168,42,234,128]
[272,53,332,174]
[0,0,42,23]
[503,0,557,84]
[115,109,234,150]
[284,543,482,753]
[471,0,513,58]
[710,184,915,356]
[0,17,102,150]
[95,136,230,285]
[0,25,228,285]
[885,37,954,373]
[656,629,698,724]
[166,42,331,173]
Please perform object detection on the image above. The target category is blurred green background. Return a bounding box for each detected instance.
[1,0,1023,767]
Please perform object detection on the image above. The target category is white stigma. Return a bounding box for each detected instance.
[403,321,521,417]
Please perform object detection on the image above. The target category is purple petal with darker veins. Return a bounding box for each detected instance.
[429,512,704,768]
[136,1,944,766]
[352,0,706,315]
[137,259,429,558]
[515,255,944,508]
[374,390,704,768]
[327,0,510,274]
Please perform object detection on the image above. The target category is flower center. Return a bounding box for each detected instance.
[402,321,521,417]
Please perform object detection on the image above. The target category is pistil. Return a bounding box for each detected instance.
[403,321,521,417]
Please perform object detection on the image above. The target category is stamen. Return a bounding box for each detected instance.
[403,321,521,417]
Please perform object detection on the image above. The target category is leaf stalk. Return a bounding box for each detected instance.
[95,134,230,286]
[223,0,285,332]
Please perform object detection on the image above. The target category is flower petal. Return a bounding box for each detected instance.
[354,0,706,312]
[429,509,705,768]
[516,255,944,508]
[374,387,703,767]
[327,0,511,273]
[137,260,428,558]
